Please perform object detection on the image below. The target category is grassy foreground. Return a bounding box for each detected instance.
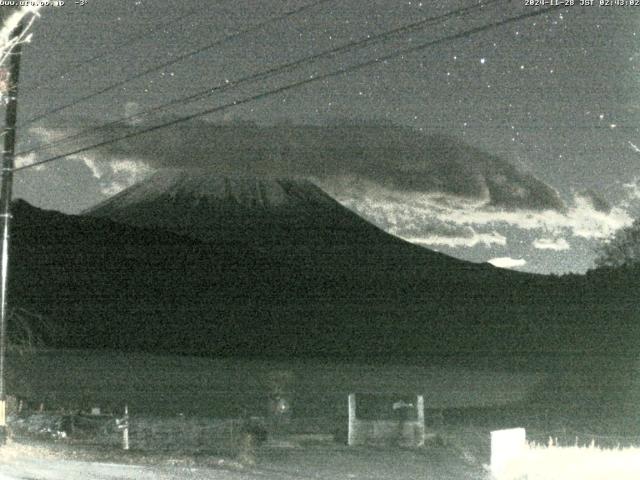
[5,348,544,417]
[7,348,640,479]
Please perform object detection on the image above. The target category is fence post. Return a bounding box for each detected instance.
[122,404,129,451]
[416,395,425,446]
[348,394,357,446]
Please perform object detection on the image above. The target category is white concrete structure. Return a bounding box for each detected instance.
[348,393,425,446]
[490,427,526,477]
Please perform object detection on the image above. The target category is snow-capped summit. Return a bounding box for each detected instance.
[83,168,381,248]
[88,168,338,212]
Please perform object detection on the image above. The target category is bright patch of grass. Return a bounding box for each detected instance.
[496,440,640,480]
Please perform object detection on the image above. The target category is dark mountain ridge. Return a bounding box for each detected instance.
[6,170,638,364]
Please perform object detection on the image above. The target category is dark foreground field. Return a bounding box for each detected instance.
[6,349,544,417]
[4,348,640,479]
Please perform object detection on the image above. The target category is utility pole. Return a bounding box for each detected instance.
[0,21,24,444]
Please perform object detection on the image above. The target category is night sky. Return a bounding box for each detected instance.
[7,0,640,274]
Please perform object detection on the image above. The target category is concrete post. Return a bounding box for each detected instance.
[348,394,357,446]
[122,404,129,451]
[416,395,425,446]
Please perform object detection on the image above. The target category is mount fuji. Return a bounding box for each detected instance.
[2,169,637,362]
[83,168,492,279]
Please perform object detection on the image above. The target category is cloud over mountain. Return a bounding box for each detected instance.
[533,238,570,251]
[488,257,527,269]
[18,121,631,273]
[576,189,611,213]
[332,180,632,255]
[22,121,564,212]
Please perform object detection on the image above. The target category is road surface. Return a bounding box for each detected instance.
[0,456,264,480]
[0,440,489,479]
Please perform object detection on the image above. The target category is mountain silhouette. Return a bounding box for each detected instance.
[5,172,639,364]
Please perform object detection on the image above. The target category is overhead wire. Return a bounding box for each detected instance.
[14,5,562,173]
[17,0,503,158]
[25,7,204,92]
[20,0,333,127]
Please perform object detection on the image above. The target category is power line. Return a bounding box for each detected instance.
[14,5,561,173]
[16,5,562,171]
[19,0,496,156]
[17,0,501,158]
[20,0,333,127]
[25,7,204,91]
